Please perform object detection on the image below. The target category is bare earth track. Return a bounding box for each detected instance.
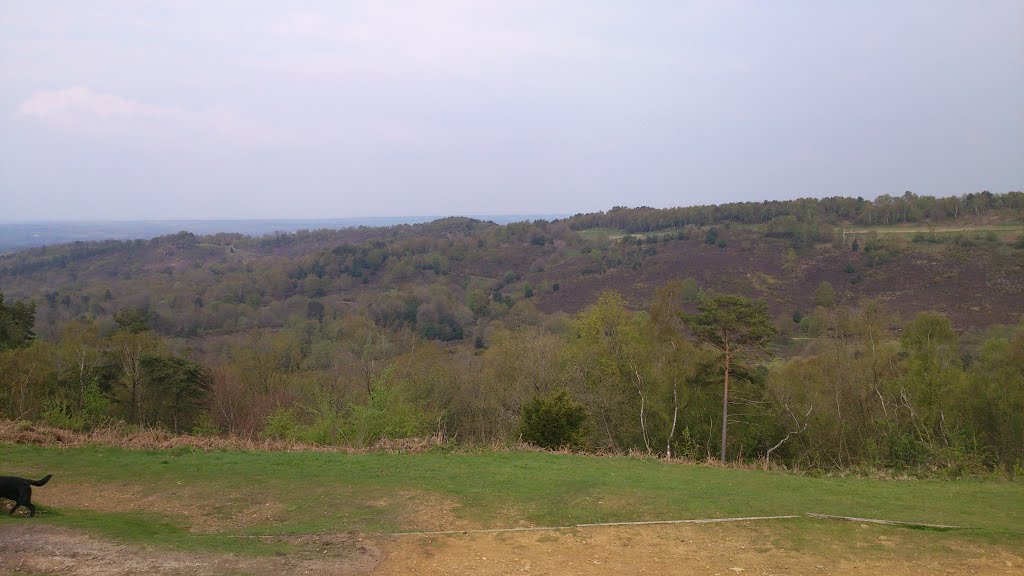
[3,521,1022,576]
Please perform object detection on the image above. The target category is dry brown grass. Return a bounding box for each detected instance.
[0,419,442,454]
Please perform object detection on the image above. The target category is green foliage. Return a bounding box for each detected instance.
[0,292,35,351]
[306,300,325,321]
[682,294,777,353]
[969,326,1024,472]
[42,378,112,431]
[261,407,300,440]
[564,291,646,450]
[519,388,588,449]
[41,399,85,431]
[814,281,837,308]
[886,433,930,468]
[680,277,700,301]
[294,392,347,445]
[682,293,777,461]
[140,354,211,432]
[673,427,703,460]
[190,412,220,436]
[347,376,431,447]
[114,307,152,334]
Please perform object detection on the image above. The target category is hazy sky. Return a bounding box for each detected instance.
[1,1,1022,221]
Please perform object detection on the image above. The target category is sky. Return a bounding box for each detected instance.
[1,1,1022,221]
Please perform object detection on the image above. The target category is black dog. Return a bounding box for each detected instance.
[0,474,52,517]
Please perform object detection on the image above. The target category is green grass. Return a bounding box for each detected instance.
[580,227,688,242]
[577,227,624,241]
[2,444,1021,554]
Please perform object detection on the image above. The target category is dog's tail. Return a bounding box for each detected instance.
[29,474,52,486]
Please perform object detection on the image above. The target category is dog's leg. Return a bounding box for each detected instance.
[9,502,20,515]
[26,502,36,517]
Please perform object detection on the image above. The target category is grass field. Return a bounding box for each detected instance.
[2,444,1022,574]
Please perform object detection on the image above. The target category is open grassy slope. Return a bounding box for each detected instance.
[2,443,1021,554]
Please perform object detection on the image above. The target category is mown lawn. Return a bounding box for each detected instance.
[1,444,1021,555]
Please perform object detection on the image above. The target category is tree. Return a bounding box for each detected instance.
[306,300,325,321]
[649,280,700,459]
[113,306,151,334]
[519,388,588,449]
[110,329,160,423]
[682,294,776,461]
[815,281,837,308]
[141,354,211,432]
[0,292,36,351]
[56,319,103,411]
[899,312,964,447]
[111,308,160,422]
[476,326,563,438]
[564,291,650,451]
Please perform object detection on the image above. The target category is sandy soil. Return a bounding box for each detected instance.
[2,521,1021,576]
[373,523,1024,576]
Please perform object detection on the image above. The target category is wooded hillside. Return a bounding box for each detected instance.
[1,192,1022,474]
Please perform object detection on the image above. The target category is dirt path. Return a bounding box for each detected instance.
[0,524,381,576]
[373,523,1023,576]
[2,522,1021,576]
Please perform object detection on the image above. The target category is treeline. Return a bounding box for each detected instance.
[2,287,1021,476]
[567,191,1024,233]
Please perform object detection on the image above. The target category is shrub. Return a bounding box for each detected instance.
[519,388,587,449]
[190,412,220,436]
[681,277,700,302]
[41,380,111,432]
[814,281,837,308]
[261,407,300,440]
[346,377,431,447]
[42,399,86,431]
[886,433,929,469]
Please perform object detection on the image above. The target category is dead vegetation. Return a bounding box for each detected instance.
[0,418,442,454]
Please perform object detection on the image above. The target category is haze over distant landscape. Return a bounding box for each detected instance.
[2,1,1022,221]
[0,215,567,252]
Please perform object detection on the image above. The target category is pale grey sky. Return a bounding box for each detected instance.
[1,1,1022,220]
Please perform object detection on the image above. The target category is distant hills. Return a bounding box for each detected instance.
[0,215,569,253]
[1,193,1021,341]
